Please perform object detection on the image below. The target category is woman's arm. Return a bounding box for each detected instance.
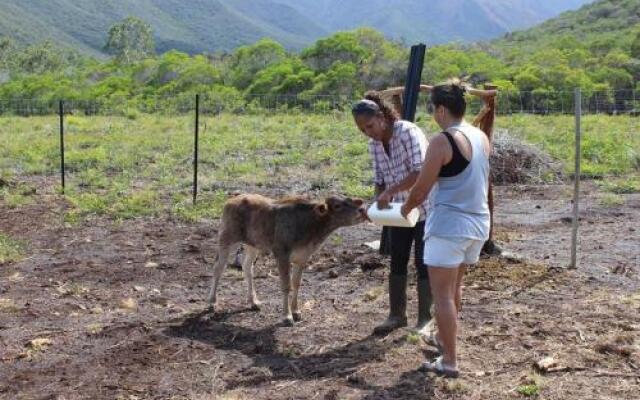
[379,85,497,99]
[377,124,426,208]
[401,134,449,218]
[377,171,419,208]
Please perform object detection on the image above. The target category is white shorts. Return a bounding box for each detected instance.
[423,236,484,268]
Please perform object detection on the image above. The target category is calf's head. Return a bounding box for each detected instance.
[315,196,367,227]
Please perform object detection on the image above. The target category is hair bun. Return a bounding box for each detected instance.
[364,90,382,104]
[448,79,467,96]
[431,78,468,118]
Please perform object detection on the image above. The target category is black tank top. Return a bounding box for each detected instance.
[439,131,470,177]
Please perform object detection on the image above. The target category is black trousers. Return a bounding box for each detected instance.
[388,220,428,280]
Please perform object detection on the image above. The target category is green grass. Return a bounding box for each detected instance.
[0,177,36,209]
[599,193,625,207]
[0,233,25,264]
[0,112,371,221]
[405,332,421,345]
[516,373,544,397]
[598,176,640,194]
[517,384,540,397]
[495,114,640,178]
[1,112,638,222]
[172,190,228,223]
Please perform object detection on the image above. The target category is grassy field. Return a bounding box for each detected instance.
[1,112,639,400]
[1,112,638,221]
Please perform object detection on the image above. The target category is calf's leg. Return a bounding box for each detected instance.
[290,264,305,321]
[241,246,261,310]
[207,241,241,308]
[276,256,294,326]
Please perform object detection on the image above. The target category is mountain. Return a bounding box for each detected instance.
[0,0,594,55]
[0,0,327,55]
[492,0,640,55]
[274,0,594,44]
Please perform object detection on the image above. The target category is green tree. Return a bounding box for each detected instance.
[152,52,222,95]
[631,30,640,59]
[301,31,369,72]
[246,58,314,97]
[303,62,361,97]
[229,39,287,90]
[423,45,507,86]
[354,28,407,90]
[105,17,155,64]
[514,66,543,91]
[16,41,67,74]
[603,49,632,69]
[591,67,633,90]
[0,36,16,70]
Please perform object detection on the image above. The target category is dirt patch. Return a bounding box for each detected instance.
[1,183,639,399]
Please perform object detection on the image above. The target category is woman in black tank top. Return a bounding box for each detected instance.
[399,79,482,378]
[439,131,470,177]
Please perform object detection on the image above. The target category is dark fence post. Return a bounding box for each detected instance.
[193,94,200,205]
[570,88,582,269]
[402,43,426,121]
[380,43,426,257]
[59,100,65,194]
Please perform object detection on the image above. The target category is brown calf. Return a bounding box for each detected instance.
[208,194,366,325]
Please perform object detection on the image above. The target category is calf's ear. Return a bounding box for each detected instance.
[352,198,364,207]
[314,203,328,216]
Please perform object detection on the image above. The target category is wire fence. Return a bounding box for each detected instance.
[1,89,638,267]
[1,89,639,117]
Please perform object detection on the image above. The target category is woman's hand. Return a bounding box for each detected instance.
[400,203,413,219]
[376,190,393,209]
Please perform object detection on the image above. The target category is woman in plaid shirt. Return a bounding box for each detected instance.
[352,91,433,336]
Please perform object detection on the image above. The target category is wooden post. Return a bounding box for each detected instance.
[59,100,65,194]
[193,94,200,205]
[478,84,498,255]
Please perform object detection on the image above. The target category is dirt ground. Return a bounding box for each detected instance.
[1,182,639,400]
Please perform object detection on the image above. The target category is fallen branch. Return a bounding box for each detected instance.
[511,270,558,297]
[589,370,640,379]
[543,366,640,379]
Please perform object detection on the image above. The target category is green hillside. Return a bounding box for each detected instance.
[422,0,640,91]
[0,0,593,55]
[495,0,640,56]
[483,0,640,92]
[0,0,326,54]
[0,0,637,111]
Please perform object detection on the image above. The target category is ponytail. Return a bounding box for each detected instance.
[364,91,400,125]
[431,78,467,118]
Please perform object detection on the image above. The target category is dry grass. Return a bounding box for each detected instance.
[119,298,138,311]
[0,298,21,313]
[364,286,384,302]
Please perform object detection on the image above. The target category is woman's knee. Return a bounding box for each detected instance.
[428,273,457,304]
[433,297,456,316]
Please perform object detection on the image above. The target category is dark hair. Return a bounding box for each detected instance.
[431,79,467,118]
[351,90,399,125]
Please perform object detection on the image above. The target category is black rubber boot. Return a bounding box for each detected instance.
[373,274,408,335]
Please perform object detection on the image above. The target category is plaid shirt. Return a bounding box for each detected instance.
[369,120,429,220]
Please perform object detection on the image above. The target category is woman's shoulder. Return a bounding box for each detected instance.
[394,120,424,136]
[459,121,484,135]
[394,119,418,130]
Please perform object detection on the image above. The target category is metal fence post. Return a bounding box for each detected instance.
[570,88,582,269]
[193,94,199,205]
[59,100,65,194]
